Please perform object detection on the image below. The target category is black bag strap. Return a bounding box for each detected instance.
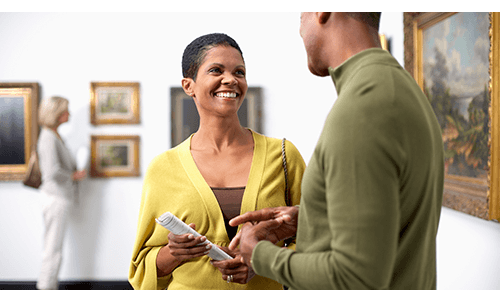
[281,138,290,206]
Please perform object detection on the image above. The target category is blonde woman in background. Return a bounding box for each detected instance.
[36,96,86,290]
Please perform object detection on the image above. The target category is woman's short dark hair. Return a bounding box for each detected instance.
[182,33,244,80]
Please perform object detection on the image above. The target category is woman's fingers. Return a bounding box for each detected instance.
[167,224,211,262]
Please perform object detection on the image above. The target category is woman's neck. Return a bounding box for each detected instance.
[192,117,251,152]
[45,125,61,139]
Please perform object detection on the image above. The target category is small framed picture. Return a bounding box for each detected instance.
[90,82,140,125]
[90,135,140,177]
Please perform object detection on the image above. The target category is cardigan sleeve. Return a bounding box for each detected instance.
[129,159,173,290]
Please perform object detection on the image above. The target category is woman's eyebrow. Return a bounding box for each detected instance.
[207,62,224,68]
[206,63,245,70]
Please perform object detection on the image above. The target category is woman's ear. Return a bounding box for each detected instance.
[182,78,195,97]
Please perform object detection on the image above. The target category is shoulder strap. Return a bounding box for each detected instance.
[281,138,290,206]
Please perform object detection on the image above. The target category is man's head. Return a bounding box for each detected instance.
[299,12,382,76]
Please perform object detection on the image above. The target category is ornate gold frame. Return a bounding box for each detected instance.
[0,83,39,181]
[90,135,140,178]
[90,82,140,125]
[404,12,499,221]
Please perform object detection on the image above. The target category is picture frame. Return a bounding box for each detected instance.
[90,135,140,178]
[170,86,263,147]
[404,12,499,221]
[0,83,39,181]
[90,82,140,125]
[379,34,389,51]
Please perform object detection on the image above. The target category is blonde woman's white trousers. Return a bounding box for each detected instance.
[37,190,72,290]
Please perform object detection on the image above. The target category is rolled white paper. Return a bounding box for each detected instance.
[156,212,233,261]
[76,146,90,171]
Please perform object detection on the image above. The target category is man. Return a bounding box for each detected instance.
[226,12,444,289]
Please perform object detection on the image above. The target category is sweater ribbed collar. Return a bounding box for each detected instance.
[328,48,396,96]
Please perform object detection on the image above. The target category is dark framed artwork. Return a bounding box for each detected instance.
[170,87,263,147]
[404,12,499,221]
[90,135,140,178]
[90,82,140,125]
[0,83,39,181]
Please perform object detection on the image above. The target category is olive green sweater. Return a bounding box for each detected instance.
[252,48,444,290]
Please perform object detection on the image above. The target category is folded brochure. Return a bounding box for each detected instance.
[155,212,233,261]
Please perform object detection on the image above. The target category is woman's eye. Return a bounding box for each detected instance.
[209,67,222,73]
[236,70,246,76]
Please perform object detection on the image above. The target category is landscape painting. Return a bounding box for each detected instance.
[90,135,140,177]
[422,12,490,180]
[90,82,140,125]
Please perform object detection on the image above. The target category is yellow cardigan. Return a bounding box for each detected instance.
[129,130,306,290]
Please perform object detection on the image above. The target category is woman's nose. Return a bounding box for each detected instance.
[222,73,237,85]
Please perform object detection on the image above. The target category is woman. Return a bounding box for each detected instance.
[37,96,86,290]
[129,33,306,290]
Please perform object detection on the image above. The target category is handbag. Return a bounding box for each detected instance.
[23,150,42,189]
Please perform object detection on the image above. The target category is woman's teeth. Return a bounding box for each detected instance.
[215,92,237,98]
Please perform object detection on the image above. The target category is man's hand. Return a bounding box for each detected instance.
[228,206,299,251]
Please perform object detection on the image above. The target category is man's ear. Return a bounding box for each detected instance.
[318,12,331,24]
[181,78,195,97]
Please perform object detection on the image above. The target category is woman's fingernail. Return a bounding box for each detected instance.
[200,236,206,242]
[206,244,211,250]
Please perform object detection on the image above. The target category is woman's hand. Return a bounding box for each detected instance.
[157,223,210,277]
[167,223,211,263]
[211,247,256,284]
[72,170,86,181]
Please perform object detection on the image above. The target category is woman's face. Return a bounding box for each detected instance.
[58,110,70,125]
[186,45,247,119]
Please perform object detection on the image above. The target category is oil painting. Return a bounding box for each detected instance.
[170,87,262,147]
[90,82,140,125]
[90,135,140,177]
[0,83,39,181]
[422,12,490,180]
[404,12,499,220]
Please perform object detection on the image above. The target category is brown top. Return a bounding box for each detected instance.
[211,187,245,240]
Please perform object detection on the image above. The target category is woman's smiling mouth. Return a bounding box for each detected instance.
[215,92,238,99]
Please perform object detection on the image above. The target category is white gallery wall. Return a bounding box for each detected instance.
[0,12,499,289]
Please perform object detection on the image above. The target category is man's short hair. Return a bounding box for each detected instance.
[346,12,382,31]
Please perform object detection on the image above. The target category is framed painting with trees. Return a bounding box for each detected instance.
[404,12,499,220]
